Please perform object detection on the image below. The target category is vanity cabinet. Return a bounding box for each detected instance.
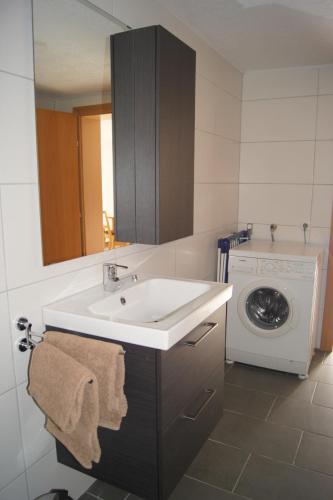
[111,26,196,245]
[52,305,225,500]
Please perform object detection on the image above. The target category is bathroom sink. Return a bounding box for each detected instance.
[88,278,211,323]
[43,275,232,350]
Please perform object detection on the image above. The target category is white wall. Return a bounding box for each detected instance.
[0,1,242,498]
[239,65,333,346]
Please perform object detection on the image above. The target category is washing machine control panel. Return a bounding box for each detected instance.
[258,259,315,279]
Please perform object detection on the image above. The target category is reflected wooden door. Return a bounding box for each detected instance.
[79,114,104,255]
[36,108,83,265]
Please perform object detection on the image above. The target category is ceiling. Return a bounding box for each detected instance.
[157,0,333,71]
[33,0,125,96]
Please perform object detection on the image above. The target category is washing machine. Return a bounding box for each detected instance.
[226,240,322,377]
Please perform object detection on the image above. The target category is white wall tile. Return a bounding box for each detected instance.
[17,383,54,468]
[194,184,238,234]
[0,293,15,396]
[241,97,317,142]
[310,227,330,269]
[0,73,38,184]
[240,141,315,184]
[311,185,333,228]
[0,205,6,292]
[0,389,25,490]
[0,185,153,289]
[238,184,312,226]
[238,222,307,243]
[195,75,216,133]
[215,90,241,141]
[0,0,33,78]
[175,231,217,281]
[27,449,94,500]
[0,474,28,500]
[196,46,242,100]
[243,67,318,100]
[216,137,240,184]
[195,131,240,184]
[314,141,333,185]
[317,95,333,140]
[8,265,107,385]
[319,65,333,95]
[116,244,176,277]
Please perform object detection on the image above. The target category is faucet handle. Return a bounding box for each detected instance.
[103,262,128,283]
[105,263,128,270]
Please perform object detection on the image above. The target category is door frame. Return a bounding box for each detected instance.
[321,205,333,352]
[73,103,112,253]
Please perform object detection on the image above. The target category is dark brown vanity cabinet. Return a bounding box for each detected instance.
[54,305,225,500]
[111,26,196,245]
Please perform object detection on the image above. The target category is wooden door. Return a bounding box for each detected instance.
[36,108,83,265]
[321,205,333,351]
[79,115,104,255]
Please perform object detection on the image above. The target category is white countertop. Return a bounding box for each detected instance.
[230,240,323,262]
[43,275,233,350]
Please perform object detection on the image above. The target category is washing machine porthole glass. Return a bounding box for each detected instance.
[245,287,290,331]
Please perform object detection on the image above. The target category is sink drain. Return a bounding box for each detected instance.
[120,297,126,305]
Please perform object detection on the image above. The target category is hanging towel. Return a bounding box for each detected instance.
[28,341,101,469]
[44,331,128,430]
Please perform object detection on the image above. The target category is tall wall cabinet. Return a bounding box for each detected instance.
[111,26,196,244]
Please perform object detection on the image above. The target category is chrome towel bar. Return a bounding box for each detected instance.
[16,317,44,352]
[16,317,126,355]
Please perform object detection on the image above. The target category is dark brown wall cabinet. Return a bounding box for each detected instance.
[54,305,225,500]
[111,26,196,244]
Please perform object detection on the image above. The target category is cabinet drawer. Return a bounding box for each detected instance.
[160,364,224,499]
[159,306,225,430]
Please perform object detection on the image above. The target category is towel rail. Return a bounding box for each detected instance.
[16,317,43,352]
[16,316,126,355]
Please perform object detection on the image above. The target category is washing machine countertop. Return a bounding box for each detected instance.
[229,240,322,263]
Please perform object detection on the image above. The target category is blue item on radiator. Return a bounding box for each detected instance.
[217,230,249,283]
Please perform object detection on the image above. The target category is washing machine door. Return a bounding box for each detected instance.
[238,280,297,337]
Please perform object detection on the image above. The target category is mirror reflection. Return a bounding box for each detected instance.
[33,0,129,265]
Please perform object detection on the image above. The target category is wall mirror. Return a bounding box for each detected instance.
[33,0,130,265]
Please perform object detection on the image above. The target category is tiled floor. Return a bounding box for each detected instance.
[79,351,333,500]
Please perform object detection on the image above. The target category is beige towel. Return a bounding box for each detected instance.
[44,331,128,430]
[28,342,101,469]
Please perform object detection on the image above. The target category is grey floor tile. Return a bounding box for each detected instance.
[313,382,333,409]
[211,411,301,463]
[236,454,333,500]
[78,495,94,500]
[269,397,333,437]
[224,383,276,419]
[186,440,249,491]
[225,363,316,401]
[88,479,128,499]
[128,477,250,500]
[296,432,333,476]
[309,364,333,384]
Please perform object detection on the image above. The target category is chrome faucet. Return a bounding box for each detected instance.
[103,263,138,291]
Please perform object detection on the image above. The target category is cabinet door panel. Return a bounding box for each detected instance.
[111,32,136,243]
[161,365,224,499]
[157,26,195,244]
[134,27,157,244]
[160,306,225,430]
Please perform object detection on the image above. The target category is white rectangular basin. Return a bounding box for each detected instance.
[43,275,233,350]
[89,278,211,323]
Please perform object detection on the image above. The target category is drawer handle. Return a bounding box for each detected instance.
[183,389,216,421]
[183,322,218,347]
